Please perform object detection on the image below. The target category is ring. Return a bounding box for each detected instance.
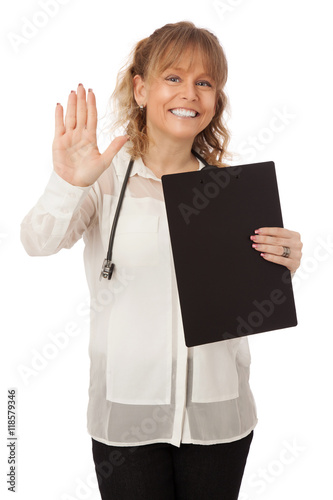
[282,246,291,258]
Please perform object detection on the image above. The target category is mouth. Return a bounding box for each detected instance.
[169,108,199,118]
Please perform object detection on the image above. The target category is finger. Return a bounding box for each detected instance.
[101,135,130,170]
[86,89,97,133]
[55,103,65,137]
[255,227,293,239]
[65,90,77,130]
[255,228,301,244]
[260,252,296,272]
[252,243,287,257]
[250,234,290,247]
[76,83,87,129]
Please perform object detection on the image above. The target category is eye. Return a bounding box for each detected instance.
[196,80,212,87]
[165,75,181,83]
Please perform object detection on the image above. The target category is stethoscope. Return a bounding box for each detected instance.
[100,149,212,280]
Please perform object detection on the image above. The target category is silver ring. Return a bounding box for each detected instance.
[282,246,291,258]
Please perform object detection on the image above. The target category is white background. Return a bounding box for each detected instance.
[1,0,332,498]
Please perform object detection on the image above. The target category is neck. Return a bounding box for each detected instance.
[142,135,199,179]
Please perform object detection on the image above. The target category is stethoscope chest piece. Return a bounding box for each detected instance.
[100,259,115,280]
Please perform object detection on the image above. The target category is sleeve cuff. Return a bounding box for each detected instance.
[39,171,92,216]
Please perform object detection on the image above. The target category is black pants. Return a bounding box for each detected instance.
[92,431,253,500]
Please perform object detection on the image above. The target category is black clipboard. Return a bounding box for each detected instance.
[161,161,297,347]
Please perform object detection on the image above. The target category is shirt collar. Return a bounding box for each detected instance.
[113,143,205,181]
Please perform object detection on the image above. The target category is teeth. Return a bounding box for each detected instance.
[170,108,197,117]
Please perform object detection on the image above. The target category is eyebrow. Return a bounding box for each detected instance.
[163,67,214,79]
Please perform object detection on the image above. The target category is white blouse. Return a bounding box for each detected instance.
[20,144,258,447]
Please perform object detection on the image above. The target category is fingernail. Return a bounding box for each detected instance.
[88,88,93,92]
[252,244,258,249]
[71,90,76,93]
[255,229,260,234]
[56,102,61,106]
[260,253,265,257]
[78,83,83,86]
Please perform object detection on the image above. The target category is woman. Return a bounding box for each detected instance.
[21,21,302,500]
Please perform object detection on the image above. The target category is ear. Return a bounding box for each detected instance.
[133,74,147,107]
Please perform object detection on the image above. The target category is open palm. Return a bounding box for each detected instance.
[52,83,128,187]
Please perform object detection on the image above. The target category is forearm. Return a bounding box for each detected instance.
[20,171,96,256]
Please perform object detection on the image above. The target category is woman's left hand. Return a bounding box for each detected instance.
[250,227,303,274]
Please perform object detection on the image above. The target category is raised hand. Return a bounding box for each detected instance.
[52,83,129,187]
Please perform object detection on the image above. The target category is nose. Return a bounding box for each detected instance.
[181,80,198,101]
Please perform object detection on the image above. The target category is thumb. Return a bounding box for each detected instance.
[101,135,130,169]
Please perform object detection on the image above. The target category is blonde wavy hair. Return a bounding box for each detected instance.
[107,21,232,168]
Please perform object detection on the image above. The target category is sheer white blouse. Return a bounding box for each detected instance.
[20,144,258,447]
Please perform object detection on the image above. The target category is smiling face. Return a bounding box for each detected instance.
[133,48,217,146]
